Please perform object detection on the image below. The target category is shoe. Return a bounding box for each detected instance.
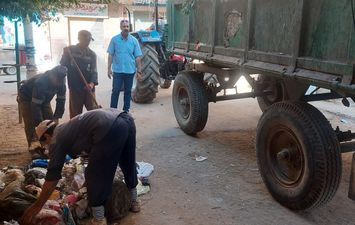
[88,218,107,225]
[130,200,141,213]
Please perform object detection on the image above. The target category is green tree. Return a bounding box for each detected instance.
[0,0,111,23]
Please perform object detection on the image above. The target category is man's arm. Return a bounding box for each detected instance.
[60,47,70,67]
[20,139,67,225]
[20,180,58,225]
[53,84,66,122]
[135,57,142,81]
[107,38,115,79]
[107,54,113,79]
[134,38,143,80]
[89,53,98,89]
[31,84,45,126]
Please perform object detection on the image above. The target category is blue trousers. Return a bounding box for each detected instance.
[110,73,134,112]
[85,113,138,207]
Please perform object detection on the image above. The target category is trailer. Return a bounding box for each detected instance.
[167,0,355,210]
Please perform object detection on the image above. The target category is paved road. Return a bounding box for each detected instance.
[1,70,355,224]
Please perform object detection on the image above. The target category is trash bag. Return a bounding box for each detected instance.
[71,172,85,191]
[24,184,42,197]
[0,171,5,191]
[2,169,24,185]
[73,199,89,220]
[33,208,65,225]
[105,179,131,222]
[137,161,154,178]
[24,168,46,186]
[0,179,37,221]
[3,220,20,225]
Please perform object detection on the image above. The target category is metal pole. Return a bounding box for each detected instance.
[125,7,133,32]
[14,20,22,123]
[155,0,159,32]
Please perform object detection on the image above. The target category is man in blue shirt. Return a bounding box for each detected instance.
[107,20,143,112]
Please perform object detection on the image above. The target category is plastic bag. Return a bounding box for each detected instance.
[71,172,85,191]
[24,168,46,186]
[0,171,5,191]
[43,200,62,212]
[24,184,42,197]
[2,169,24,185]
[137,179,150,196]
[73,198,89,220]
[137,161,154,178]
[33,208,65,225]
[3,220,19,225]
[0,178,37,221]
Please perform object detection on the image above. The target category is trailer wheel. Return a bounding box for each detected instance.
[173,71,208,135]
[4,66,16,75]
[132,44,160,103]
[256,101,341,210]
[160,77,171,89]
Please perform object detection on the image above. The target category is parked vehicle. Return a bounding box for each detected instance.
[131,27,185,103]
[164,0,355,211]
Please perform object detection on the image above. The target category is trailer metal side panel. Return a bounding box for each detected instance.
[167,0,355,94]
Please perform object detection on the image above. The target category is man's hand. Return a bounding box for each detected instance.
[20,203,42,225]
[108,68,113,79]
[85,82,95,92]
[87,82,95,90]
[53,118,59,124]
[20,180,58,225]
[136,71,142,81]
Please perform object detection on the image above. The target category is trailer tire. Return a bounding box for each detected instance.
[132,44,160,103]
[256,101,341,210]
[173,71,208,135]
[4,66,16,75]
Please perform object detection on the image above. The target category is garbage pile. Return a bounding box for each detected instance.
[0,158,154,224]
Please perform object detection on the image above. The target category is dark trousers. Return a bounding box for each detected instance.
[18,100,53,147]
[69,89,97,119]
[110,73,134,112]
[85,113,138,207]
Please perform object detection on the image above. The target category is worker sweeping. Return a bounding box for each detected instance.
[17,65,67,158]
[20,109,140,225]
[60,30,99,119]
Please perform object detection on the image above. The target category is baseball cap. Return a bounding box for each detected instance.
[78,30,94,41]
[35,120,56,140]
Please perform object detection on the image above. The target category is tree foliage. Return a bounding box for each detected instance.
[0,0,111,23]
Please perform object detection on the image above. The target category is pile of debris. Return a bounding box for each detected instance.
[0,158,154,224]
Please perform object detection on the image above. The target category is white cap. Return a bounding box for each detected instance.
[35,120,56,139]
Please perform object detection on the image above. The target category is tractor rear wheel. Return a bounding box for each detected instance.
[132,44,160,103]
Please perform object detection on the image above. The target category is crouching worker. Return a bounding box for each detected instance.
[20,109,140,225]
[17,65,67,158]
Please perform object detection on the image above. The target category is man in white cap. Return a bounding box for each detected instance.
[20,109,140,225]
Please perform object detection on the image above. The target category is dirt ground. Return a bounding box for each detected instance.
[1,73,355,225]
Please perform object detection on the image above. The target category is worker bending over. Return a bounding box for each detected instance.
[17,65,67,158]
[20,109,140,225]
